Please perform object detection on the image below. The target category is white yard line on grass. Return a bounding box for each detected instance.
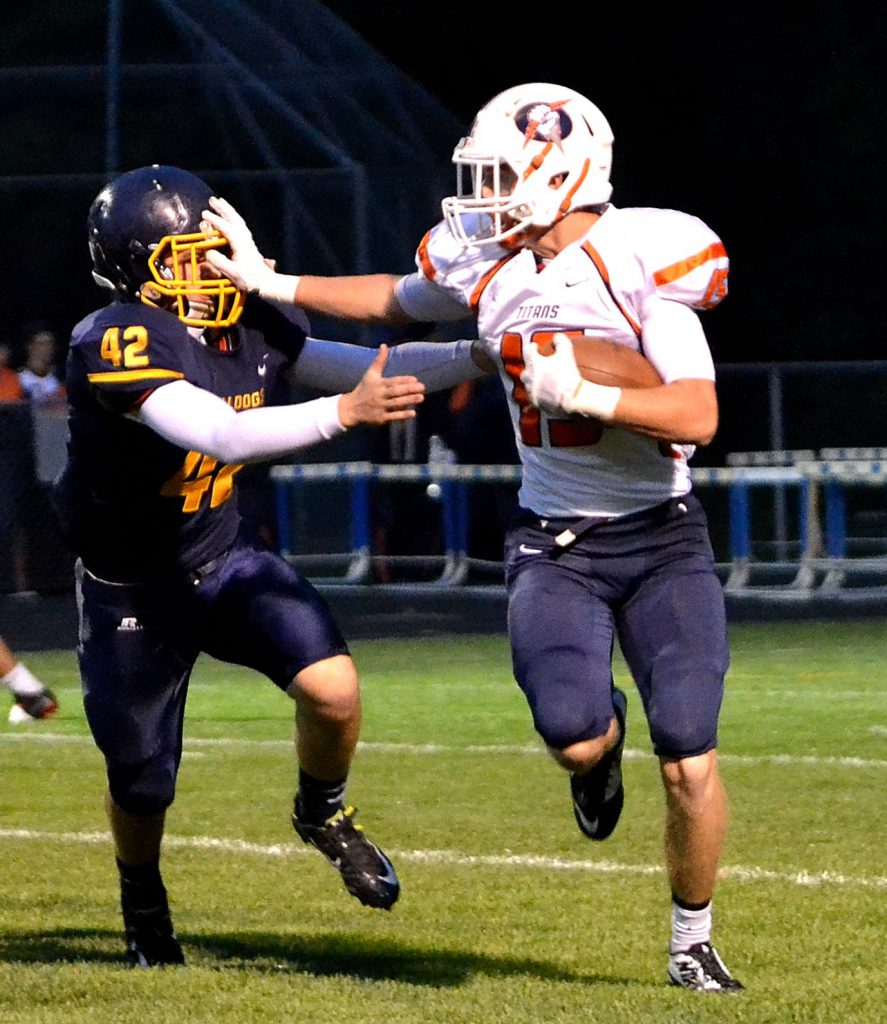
[2,732,886,768]
[0,826,885,891]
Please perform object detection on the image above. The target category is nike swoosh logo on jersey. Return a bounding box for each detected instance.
[519,544,543,555]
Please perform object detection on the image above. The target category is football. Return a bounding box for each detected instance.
[538,334,663,389]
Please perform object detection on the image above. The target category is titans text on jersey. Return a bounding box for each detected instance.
[405,205,727,517]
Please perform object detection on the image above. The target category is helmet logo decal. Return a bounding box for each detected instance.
[516,101,572,149]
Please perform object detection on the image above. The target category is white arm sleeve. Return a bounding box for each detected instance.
[136,379,345,463]
[641,298,715,383]
[293,337,488,393]
[394,272,471,322]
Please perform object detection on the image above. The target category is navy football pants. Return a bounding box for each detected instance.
[75,539,349,815]
[505,494,729,759]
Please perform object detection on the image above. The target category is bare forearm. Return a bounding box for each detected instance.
[610,380,718,445]
[296,274,412,324]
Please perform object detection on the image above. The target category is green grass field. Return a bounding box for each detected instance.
[1,618,885,1024]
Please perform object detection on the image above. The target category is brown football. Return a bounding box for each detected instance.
[538,334,663,389]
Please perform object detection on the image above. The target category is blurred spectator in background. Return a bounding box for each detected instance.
[18,324,66,405]
[0,325,73,594]
[0,633,58,722]
[0,340,24,401]
[0,342,33,592]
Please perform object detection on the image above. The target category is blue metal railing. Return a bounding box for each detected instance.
[270,457,887,592]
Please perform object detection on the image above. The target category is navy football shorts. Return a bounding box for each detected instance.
[75,538,349,813]
[504,493,729,759]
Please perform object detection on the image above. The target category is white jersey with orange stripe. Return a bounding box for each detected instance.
[394,205,729,518]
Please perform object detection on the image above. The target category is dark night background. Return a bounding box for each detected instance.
[1,2,885,368]
[1,1,886,595]
[325,1,887,365]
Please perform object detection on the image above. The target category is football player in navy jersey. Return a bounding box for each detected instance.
[205,84,744,992]
[54,164,490,968]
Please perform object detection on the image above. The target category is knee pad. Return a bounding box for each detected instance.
[650,719,718,760]
[514,635,614,751]
[522,662,613,750]
[531,708,600,751]
[107,757,177,817]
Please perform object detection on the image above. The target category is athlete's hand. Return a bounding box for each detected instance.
[201,196,278,295]
[522,333,622,421]
[521,333,584,415]
[338,344,425,427]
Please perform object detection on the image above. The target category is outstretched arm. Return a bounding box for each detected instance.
[136,345,424,463]
[293,337,492,393]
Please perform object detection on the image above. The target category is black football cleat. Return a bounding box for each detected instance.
[570,686,627,841]
[120,878,185,968]
[292,805,400,910]
[668,942,745,992]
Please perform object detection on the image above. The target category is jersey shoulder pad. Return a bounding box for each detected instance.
[71,301,189,395]
[622,206,729,310]
[415,218,506,283]
[414,218,514,314]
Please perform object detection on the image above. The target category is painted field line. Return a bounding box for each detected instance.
[1,827,884,891]
[2,732,885,769]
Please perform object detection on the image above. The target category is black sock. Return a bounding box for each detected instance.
[295,770,347,825]
[117,857,166,906]
[672,891,711,912]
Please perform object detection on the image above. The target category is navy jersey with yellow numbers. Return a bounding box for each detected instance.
[54,298,306,582]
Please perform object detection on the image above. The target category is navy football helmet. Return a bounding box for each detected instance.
[87,164,244,328]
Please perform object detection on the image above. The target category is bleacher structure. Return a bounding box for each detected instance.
[0,0,466,341]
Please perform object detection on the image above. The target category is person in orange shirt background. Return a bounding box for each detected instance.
[0,340,24,401]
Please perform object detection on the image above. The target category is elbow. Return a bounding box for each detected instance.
[665,409,717,447]
[672,381,718,446]
[199,427,245,464]
[688,408,718,447]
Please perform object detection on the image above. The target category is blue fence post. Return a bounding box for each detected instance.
[798,477,810,557]
[350,473,371,554]
[824,481,846,559]
[729,481,751,560]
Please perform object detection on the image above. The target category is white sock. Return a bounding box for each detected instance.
[1,662,45,698]
[670,899,712,953]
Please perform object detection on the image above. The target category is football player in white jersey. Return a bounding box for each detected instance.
[203,82,743,993]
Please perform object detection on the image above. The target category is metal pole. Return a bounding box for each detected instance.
[768,365,788,558]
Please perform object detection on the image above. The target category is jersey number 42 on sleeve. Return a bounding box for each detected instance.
[101,326,150,368]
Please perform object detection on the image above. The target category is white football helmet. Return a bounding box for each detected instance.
[441,83,614,247]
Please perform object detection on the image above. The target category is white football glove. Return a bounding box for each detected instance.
[201,196,299,304]
[521,333,621,420]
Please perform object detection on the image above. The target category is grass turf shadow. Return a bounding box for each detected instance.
[0,927,646,990]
